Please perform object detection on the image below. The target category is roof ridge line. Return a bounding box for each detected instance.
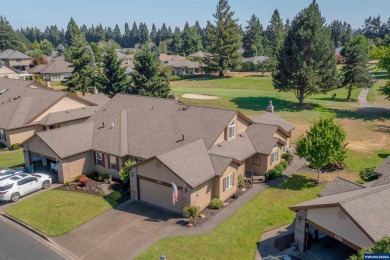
[336,176,366,188]
[340,184,390,204]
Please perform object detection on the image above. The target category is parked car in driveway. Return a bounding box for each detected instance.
[262,255,300,260]
[0,167,23,181]
[0,173,52,202]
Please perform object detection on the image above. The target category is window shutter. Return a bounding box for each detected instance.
[108,155,111,169]
[223,178,226,191]
[102,154,105,167]
[116,158,120,170]
[232,173,235,186]
[93,152,96,165]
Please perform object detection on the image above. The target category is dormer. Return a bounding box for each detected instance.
[227,119,236,140]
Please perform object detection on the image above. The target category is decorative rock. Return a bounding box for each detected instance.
[223,202,229,206]
[199,214,206,219]
[242,188,246,192]
[186,223,194,227]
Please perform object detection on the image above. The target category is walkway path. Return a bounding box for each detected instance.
[358,88,371,107]
[358,88,390,114]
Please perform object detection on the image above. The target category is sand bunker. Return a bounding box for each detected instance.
[182,93,220,100]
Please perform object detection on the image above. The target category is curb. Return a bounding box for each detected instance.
[0,213,78,259]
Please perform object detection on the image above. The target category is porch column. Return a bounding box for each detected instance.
[294,209,307,252]
[23,144,31,168]
[129,167,138,200]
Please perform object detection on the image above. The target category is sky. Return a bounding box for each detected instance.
[2,0,390,31]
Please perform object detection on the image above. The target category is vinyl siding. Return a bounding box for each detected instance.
[7,125,43,146]
[60,152,94,183]
[27,135,58,160]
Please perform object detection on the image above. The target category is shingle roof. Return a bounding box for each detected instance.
[291,184,390,242]
[86,94,237,158]
[242,56,269,64]
[318,177,365,197]
[37,122,95,158]
[374,156,390,176]
[28,57,73,74]
[159,54,186,62]
[38,106,99,126]
[209,154,233,176]
[188,51,211,59]
[208,133,257,161]
[157,139,216,188]
[246,123,279,154]
[0,49,30,60]
[82,93,110,106]
[163,60,200,69]
[252,112,295,133]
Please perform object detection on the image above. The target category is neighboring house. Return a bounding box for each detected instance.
[116,51,135,74]
[24,94,293,214]
[163,60,201,75]
[28,56,73,82]
[159,54,186,62]
[0,78,101,149]
[242,56,269,65]
[0,49,32,71]
[188,51,211,60]
[290,156,390,253]
[0,64,33,80]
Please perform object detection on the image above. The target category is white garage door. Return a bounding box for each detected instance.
[139,179,183,213]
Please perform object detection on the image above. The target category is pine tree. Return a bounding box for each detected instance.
[273,0,338,106]
[123,22,131,48]
[243,14,264,57]
[113,24,122,46]
[342,36,374,100]
[168,29,182,54]
[150,24,158,44]
[131,45,170,97]
[138,23,150,45]
[65,17,81,47]
[40,39,54,56]
[206,0,242,77]
[181,25,202,55]
[0,16,24,51]
[130,22,140,47]
[65,34,96,96]
[98,47,131,97]
[158,23,170,42]
[265,9,285,57]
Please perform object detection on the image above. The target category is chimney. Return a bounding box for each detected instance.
[267,100,274,113]
[45,80,51,88]
[93,86,99,95]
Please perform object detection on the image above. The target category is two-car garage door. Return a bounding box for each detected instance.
[139,179,183,213]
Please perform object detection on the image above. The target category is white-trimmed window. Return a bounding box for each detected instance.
[96,152,103,167]
[271,149,279,164]
[0,129,5,141]
[228,120,236,140]
[223,173,234,191]
[109,155,118,171]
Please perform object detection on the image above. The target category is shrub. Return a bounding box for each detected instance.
[65,181,71,186]
[98,173,110,182]
[183,205,200,223]
[281,151,294,163]
[119,159,136,184]
[274,164,285,173]
[109,191,122,201]
[240,61,256,72]
[74,174,86,182]
[356,179,365,184]
[266,169,282,180]
[98,190,105,196]
[168,75,180,81]
[359,167,378,182]
[280,161,289,169]
[209,198,223,209]
[238,174,246,188]
[2,147,9,151]
[11,143,21,150]
[79,176,89,186]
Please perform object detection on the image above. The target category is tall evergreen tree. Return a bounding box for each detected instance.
[138,23,150,44]
[158,23,170,42]
[150,24,158,44]
[98,46,131,97]
[265,9,285,57]
[131,44,170,97]
[342,37,373,100]
[65,17,81,46]
[206,0,242,77]
[65,34,95,96]
[243,14,264,57]
[181,25,202,55]
[113,24,122,46]
[168,28,182,54]
[273,0,338,106]
[40,39,54,56]
[123,22,131,48]
[0,16,25,51]
[130,22,140,47]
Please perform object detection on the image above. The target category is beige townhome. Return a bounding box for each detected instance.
[0,49,32,71]
[0,78,108,149]
[24,93,294,213]
[290,155,390,253]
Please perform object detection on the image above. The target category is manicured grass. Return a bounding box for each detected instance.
[7,190,118,236]
[0,150,24,168]
[345,149,390,173]
[136,175,322,260]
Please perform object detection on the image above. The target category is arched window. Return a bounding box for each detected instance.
[228,119,236,139]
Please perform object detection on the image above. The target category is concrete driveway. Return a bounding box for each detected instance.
[53,200,181,260]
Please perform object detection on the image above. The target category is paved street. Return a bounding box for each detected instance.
[0,218,64,260]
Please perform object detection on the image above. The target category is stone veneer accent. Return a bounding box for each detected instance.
[129,167,138,199]
[294,209,307,252]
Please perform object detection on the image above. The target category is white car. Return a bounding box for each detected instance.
[0,173,52,202]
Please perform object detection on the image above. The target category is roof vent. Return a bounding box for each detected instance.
[13,96,20,100]
[98,122,105,129]
[0,89,9,95]
[66,110,69,113]
[176,134,185,143]
[239,134,243,137]
[111,122,115,128]
[218,143,223,147]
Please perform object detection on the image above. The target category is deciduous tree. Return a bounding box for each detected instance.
[373,44,390,99]
[350,236,390,260]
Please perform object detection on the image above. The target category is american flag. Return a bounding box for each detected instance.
[172,182,178,205]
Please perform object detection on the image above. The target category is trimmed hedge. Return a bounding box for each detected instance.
[210,198,223,209]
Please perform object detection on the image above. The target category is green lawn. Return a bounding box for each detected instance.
[0,150,24,168]
[345,149,390,173]
[7,190,118,236]
[136,175,323,260]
